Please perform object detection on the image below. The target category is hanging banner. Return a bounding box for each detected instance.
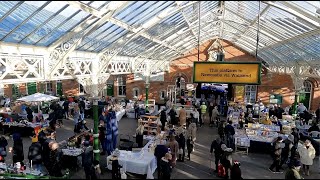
[193,62,261,84]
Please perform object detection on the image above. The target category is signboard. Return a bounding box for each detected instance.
[134,72,164,81]
[193,62,261,84]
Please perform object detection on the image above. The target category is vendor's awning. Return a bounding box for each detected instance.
[17,93,59,102]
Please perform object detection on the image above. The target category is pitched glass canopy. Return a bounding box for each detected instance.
[0,1,319,73]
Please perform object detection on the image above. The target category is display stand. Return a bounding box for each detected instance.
[234,136,250,155]
[140,115,159,135]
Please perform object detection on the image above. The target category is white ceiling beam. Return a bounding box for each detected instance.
[66,1,101,18]
[279,1,320,25]
[259,28,320,51]
[262,1,320,27]
[49,1,129,50]
[175,1,198,42]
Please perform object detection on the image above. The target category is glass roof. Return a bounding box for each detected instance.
[0,1,319,72]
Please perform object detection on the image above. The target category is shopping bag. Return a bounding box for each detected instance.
[217,163,226,177]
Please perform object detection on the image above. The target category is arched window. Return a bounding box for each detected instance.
[304,81,312,93]
[132,88,139,98]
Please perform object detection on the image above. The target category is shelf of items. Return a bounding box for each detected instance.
[140,115,159,135]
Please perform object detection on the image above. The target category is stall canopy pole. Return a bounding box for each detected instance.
[92,98,100,162]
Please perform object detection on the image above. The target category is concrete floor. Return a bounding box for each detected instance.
[3,117,320,179]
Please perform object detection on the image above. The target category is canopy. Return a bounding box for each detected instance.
[17,93,59,102]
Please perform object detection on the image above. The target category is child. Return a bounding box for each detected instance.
[160,153,172,179]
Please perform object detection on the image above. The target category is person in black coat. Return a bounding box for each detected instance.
[26,106,33,122]
[82,141,93,179]
[154,140,169,179]
[11,132,24,164]
[224,121,235,149]
[48,142,63,177]
[177,128,186,162]
[28,140,43,172]
[210,137,224,172]
[62,100,69,119]
[160,110,167,131]
[159,153,172,179]
[168,108,177,126]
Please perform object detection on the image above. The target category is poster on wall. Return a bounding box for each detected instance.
[193,62,261,84]
[134,72,165,81]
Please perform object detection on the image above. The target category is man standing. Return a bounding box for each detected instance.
[224,121,235,149]
[200,102,207,127]
[210,137,223,173]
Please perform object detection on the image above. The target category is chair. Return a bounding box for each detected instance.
[119,134,135,151]
[309,131,320,139]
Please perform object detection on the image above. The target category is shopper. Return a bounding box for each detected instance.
[168,107,177,126]
[224,121,235,149]
[210,137,224,173]
[177,127,185,162]
[28,138,43,172]
[111,149,122,179]
[186,122,196,161]
[136,119,144,148]
[297,140,316,176]
[285,160,302,179]
[26,106,33,122]
[315,103,320,124]
[160,110,167,131]
[208,102,214,126]
[155,140,169,179]
[178,106,187,127]
[159,153,172,179]
[48,142,63,177]
[167,135,179,167]
[186,113,196,128]
[73,106,80,133]
[63,100,69,119]
[269,137,283,173]
[82,141,94,179]
[110,109,118,150]
[98,121,106,155]
[11,132,24,165]
[218,122,225,142]
[211,106,220,127]
[220,144,233,179]
[105,114,113,156]
[280,135,294,169]
[291,128,299,147]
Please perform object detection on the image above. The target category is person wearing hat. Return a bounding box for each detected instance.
[280,135,295,169]
[111,149,122,179]
[297,139,316,176]
[285,160,302,179]
[82,141,93,179]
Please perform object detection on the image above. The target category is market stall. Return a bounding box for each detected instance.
[106,132,165,179]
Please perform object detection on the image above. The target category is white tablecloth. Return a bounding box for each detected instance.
[107,150,157,179]
[116,109,126,122]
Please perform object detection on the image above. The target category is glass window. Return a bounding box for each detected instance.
[79,83,86,94]
[160,90,166,99]
[245,85,257,104]
[46,81,53,92]
[133,88,139,97]
[118,77,126,96]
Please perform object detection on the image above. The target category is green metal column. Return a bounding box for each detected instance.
[145,83,150,111]
[92,98,100,162]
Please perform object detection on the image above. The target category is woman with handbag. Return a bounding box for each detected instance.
[176,127,186,162]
